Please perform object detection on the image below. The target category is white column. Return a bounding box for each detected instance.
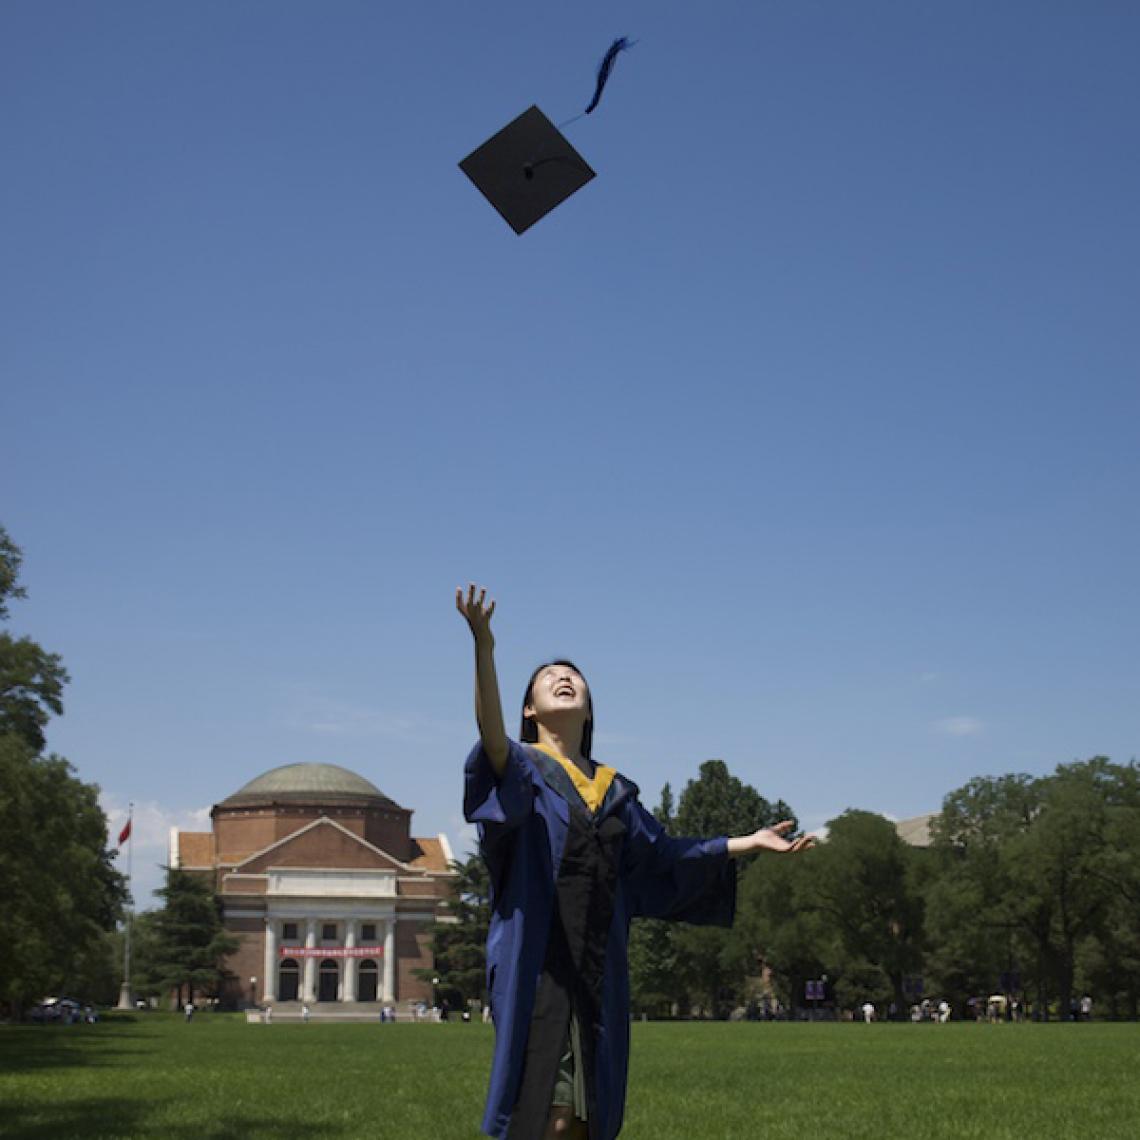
[263,918,277,1003]
[343,919,357,1003]
[382,917,396,1003]
[303,918,317,1003]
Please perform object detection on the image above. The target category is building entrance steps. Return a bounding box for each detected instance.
[253,1001,438,1023]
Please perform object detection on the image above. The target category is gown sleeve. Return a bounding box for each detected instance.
[621,799,736,926]
[463,738,538,883]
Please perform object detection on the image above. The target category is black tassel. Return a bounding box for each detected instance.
[584,36,635,115]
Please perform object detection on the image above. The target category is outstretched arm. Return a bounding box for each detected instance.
[727,820,815,856]
[456,584,509,776]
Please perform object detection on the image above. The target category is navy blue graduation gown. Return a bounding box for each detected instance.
[464,739,735,1140]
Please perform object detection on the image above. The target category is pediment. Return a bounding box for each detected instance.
[235,816,406,873]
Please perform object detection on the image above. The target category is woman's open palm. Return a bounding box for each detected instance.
[750,820,815,854]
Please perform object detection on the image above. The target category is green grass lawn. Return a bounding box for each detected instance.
[2,1015,1138,1139]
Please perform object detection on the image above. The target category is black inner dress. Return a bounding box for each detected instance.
[507,758,626,1140]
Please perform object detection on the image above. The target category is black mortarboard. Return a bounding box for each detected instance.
[459,105,596,235]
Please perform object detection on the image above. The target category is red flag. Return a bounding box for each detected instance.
[118,819,131,846]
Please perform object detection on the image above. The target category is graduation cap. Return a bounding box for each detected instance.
[459,107,595,236]
[459,38,634,235]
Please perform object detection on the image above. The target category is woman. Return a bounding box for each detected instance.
[458,584,812,1140]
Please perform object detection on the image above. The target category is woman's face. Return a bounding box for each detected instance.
[524,663,590,722]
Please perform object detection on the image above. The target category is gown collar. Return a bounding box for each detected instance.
[528,742,622,816]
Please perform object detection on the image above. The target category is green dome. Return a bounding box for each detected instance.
[223,763,392,805]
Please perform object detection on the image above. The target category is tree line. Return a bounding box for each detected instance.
[5,518,1136,1019]
[430,755,1140,1021]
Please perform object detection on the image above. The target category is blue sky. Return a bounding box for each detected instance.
[3,1,1138,907]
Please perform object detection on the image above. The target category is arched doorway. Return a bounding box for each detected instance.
[358,959,379,1002]
[278,958,300,1002]
[318,959,339,1003]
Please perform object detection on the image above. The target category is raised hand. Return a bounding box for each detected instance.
[457,584,507,772]
[456,583,496,646]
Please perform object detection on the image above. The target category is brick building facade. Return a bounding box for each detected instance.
[170,762,455,1010]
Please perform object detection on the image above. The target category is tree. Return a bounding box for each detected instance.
[734,851,831,1013]
[670,760,794,1016]
[151,868,238,1006]
[674,760,795,840]
[627,914,680,1017]
[921,859,1006,1009]
[0,634,69,753]
[0,526,68,754]
[0,735,125,1016]
[628,783,683,1016]
[0,527,28,620]
[108,910,166,1004]
[419,854,491,1010]
[1085,760,1140,1017]
[926,763,1140,1019]
[0,524,124,1016]
[924,775,1043,1008]
[1003,759,1128,1018]
[800,810,925,1011]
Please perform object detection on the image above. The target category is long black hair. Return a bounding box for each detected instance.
[519,659,594,761]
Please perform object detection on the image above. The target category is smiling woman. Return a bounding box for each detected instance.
[520,661,595,761]
[455,585,814,1140]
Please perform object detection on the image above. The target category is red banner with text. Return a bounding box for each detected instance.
[279,946,383,958]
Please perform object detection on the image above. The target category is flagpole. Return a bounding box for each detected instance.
[116,802,134,1010]
[126,801,133,994]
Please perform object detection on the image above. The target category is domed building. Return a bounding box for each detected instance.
[170,762,455,1011]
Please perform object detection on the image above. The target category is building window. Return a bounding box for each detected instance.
[282,922,298,941]
[361,923,377,942]
[322,923,337,941]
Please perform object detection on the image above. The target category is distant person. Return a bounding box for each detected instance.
[987,995,1007,1023]
[301,1003,311,1023]
[1080,995,1093,1021]
[264,1005,272,1025]
[457,584,815,1140]
[861,1002,875,1024]
[938,1000,950,1024]
[183,1001,194,1023]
